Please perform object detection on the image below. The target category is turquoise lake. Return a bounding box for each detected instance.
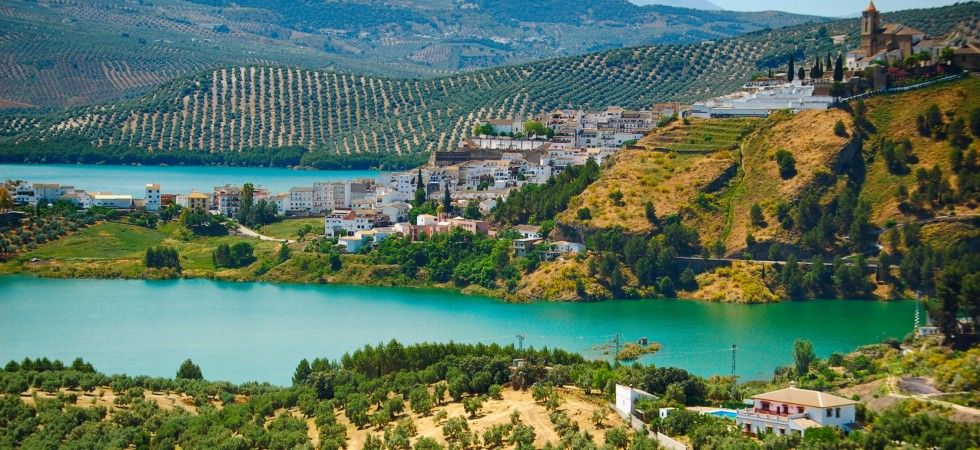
[0,164,383,197]
[0,276,914,386]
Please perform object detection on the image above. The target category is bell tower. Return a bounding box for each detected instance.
[860,1,881,56]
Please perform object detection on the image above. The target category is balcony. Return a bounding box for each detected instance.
[736,408,805,422]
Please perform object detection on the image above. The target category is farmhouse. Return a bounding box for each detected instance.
[736,382,857,436]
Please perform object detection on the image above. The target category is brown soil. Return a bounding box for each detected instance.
[337,387,624,448]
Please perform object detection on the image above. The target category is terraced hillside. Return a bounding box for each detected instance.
[561,76,980,258]
[0,0,820,109]
[0,2,977,168]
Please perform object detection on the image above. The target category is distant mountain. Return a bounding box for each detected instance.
[1,2,975,170]
[0,0,820,109]
[629,0,723,11]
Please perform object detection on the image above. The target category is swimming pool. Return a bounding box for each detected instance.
[709,410,737,419]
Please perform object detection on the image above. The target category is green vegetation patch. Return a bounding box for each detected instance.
[258,218,322,240]
[27,222,166,260]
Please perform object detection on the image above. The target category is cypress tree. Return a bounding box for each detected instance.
[787,54,795,82]
[442,183,453,214]
[834,54,844,82]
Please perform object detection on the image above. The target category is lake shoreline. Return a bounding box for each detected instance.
[0,275,914,385]
[0,262,906,306]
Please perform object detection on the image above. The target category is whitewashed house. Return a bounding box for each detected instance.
[337,235,365,253]
[736,383,858,436]
[382,201,411,223]
[324,209,383,238]
[614,384,657,420]
[515,225,542,239]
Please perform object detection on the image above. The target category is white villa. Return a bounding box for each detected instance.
[736,383,858,436]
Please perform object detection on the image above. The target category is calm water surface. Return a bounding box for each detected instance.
[0,164,382,197]
[0,276,913,385]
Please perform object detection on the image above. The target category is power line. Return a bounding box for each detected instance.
[731,344,738,401]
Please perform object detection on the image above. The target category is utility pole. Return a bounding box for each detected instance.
[731,344,738,401]
[914,290,922,330]
[611,334,622,365]
[516,334,525,356]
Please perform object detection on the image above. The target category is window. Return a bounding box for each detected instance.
[826,409,832,417]
[835,408,840,418]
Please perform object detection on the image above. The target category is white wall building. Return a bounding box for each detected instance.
[690,83,834,119]
[91,193,134,209]
[324,209,383,238]
[145,183,161,211]
[288,187,314,213]
[614,384,657,420]
[736,383,858,437]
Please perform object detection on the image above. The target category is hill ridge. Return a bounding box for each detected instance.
[0,2,977,167]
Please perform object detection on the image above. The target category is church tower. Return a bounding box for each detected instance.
[860,1,882,56]
[861,1,879,35]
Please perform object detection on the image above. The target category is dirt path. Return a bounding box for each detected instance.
[237,225,293,244]
[887,375,980,423]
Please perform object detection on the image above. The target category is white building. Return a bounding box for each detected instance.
[314,181,347,213]
[382,201,411,223]
[736,383,858,436]
[480,119,523,135]
[145,183,161,211]
[90,193,134,209]
[324,209,384,238]
[337,235,366,253]
[554,241,586,253]
[690,83,834,119]
[416,214,439,226]
[614,384,657,420]
[269,193,290,216]
[515,225,541,239]
[288,187,314,214]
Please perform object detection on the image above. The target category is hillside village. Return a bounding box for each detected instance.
[3,1,980,305]
[1,2,980,450]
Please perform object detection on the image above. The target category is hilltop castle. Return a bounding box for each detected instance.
[845,1,940,70]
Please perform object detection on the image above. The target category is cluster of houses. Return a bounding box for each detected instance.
[326,212,587,258]
[6,181,157,210]
[4,175,589,259]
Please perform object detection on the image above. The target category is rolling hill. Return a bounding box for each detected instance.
[560,76,980,255]
[0,3,977,169]
[0,0,820,109]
